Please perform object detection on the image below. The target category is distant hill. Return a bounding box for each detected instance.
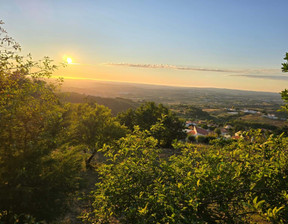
[60,79,283,109]
[60,92,139,115]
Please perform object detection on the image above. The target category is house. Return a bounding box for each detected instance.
[187,126,209,136]
[185,121,193,127]
[185,121,197,128]
[185,129,193,133]
[231,131,243,140]
[227,111,238,115]
[262,114,278,120]
[242,109,257,114]
[224,125,233,129]
[234,131,243,137]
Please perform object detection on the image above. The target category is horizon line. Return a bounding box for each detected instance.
[51,76,281,94]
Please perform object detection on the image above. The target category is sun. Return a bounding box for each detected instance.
[67,57,72,64]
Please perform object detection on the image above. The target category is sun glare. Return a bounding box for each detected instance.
[67,57,72,64]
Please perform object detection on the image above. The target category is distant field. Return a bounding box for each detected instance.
[61,79,283,108]
[237,114,288,127]
[59,80,288,126]
[202,108,222,112]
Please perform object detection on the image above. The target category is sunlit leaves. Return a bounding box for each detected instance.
[68,103,127,167]
[117,102,185,148]
[282,52,288,72]
[84,130,288,223]
[0,21,85,222]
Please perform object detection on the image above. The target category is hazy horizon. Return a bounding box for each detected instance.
[58,76,283,94]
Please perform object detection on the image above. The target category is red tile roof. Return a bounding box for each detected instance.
[195,127,209,136]
[187,130,197,135]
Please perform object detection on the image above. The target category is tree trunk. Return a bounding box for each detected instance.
[86,150,96,169]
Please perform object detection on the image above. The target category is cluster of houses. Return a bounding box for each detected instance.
[183,108,287,142]
[184,121,241,140]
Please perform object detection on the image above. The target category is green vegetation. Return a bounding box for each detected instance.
[117,102,185,148]
[281,53,288,112]
[67,103,127,168]
[0,21,85,221]
[171,104,213,120]
[83,130,288,223]
[231,120,278,132]
[281,52,288,72]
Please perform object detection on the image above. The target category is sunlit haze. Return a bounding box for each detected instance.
[1,0,288,92]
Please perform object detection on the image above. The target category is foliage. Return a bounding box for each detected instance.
[117,108,136,130]
[84,130,288,223]
[187,135,196,143]
[82,129,164,223]
[281,52,288,72]
[0,210,40,224]
[281,52,288,111]
[231,120,277,131]
[150,113,186,148]
[0,21,85,221]
[214,128,221,137]
[68,103,127,167]
[171,104,212,120]
[117,102,185,147]
[195,135,216,144]
[135,102,169,130]
[196,135,208,144]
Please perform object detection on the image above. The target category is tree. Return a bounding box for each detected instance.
[117,102,185,148]
[82,129,163,223]
[150,113,186,148]
[281,52,288,110]
[0,20,85,221]
[281,52,288,72]
[134,102,167,130]
[214,127,221,137]
[69,103,127,168]
[116,108,136,130]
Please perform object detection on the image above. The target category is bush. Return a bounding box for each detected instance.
[196,135,209,144]
[84,130,288,223]
[187,135,196,142]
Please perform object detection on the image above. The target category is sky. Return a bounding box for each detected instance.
[1,0,288,92]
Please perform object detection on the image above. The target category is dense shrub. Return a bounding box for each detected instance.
[117,102,185,148]
[83,130,288,223]
[0,21,85,221]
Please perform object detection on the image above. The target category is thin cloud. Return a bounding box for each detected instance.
[105,63,280,74]
[106,63,240,73]
[232,74,288,81]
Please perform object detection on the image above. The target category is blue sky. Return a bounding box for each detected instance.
[1,0,288,92]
